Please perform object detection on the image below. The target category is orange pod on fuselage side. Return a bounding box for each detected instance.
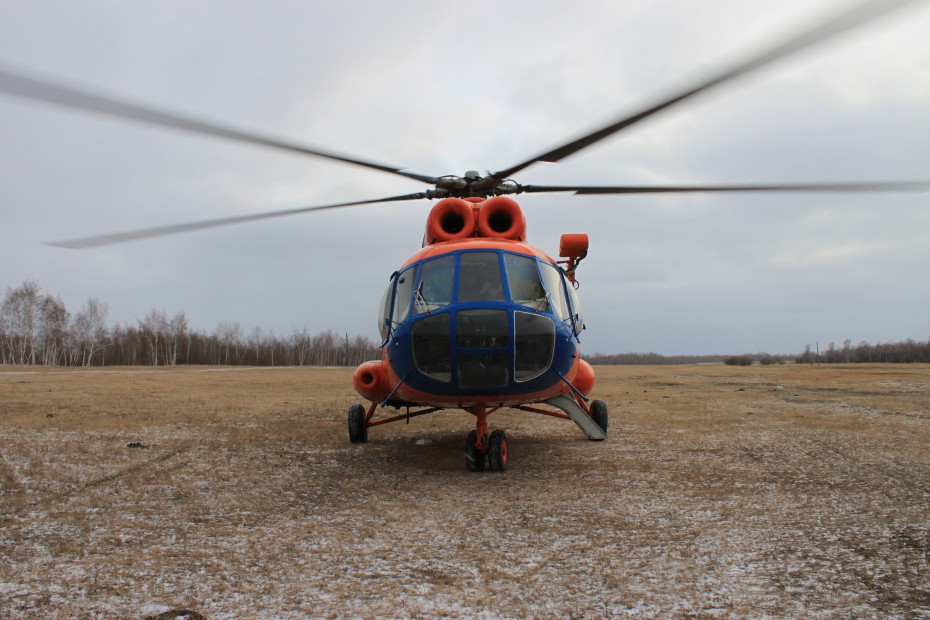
[352,360,393,403]
[572,358,596,397]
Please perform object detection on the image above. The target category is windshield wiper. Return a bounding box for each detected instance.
[414,283,433,316]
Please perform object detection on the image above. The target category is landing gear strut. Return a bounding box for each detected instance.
[465,430,485,472]
[464,404,508,472]
[465,429,509,472]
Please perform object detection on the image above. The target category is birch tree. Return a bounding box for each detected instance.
[2,280,42,364]
[71,298,110,366]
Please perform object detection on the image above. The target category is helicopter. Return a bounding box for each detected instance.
[1,0,927,471]
[348,194,604,471]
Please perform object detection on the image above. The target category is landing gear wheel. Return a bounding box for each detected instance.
[487,429,508,472]
[590,399,608,439]
[348,403,368,444]
[465,430,485,472]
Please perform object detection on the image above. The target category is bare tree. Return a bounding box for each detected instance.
[214,321,244,365]
[290,326,312,366]
[71,298,110,366]
[164,310,189,366]
[2,280,43,364]
[39,294,70,366]
[248,326,265,365]
[140,309,170,366]
[0,301,10,364]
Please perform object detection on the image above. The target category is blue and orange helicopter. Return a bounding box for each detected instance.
[2,0,927,470]
[349,194,605,471]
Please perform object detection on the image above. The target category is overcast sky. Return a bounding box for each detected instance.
[1,0,928,356]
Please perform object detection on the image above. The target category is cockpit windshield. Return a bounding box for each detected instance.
[504,253,549,312]
[458,252,506,303]
[414,255,454,315]
[387,250,582,341]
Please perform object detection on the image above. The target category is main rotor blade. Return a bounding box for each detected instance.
[491,0,926,181]
[520,181,930,195]
[0,66,438,185]
[47,192,428,249]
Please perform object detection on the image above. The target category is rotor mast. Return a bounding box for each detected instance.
[427,171,520,200]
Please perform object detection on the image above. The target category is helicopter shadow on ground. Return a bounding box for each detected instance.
[345,422,601,477]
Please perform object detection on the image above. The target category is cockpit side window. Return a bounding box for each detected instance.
[504,253,549,312]
[378,277,393,341]
[457,252,506,303]
[564,274,585,336]
[539,262,569,321]
[414,255,454,315]
[392,265,417,325]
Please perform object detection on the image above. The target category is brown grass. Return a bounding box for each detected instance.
[1,364,928,618]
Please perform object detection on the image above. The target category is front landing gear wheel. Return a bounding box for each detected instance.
[487,429,508,472]
[590,400,608,439]
[348,403,368,444]
[465,430,485,472]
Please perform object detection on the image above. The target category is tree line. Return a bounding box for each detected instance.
[796,339,930,364]
[587,352,792,366]
[586,352,728,365]
[1,280,379,367]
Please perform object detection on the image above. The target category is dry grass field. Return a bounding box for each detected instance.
[1,363,928,618]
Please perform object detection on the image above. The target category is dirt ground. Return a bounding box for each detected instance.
[1,363,928,618]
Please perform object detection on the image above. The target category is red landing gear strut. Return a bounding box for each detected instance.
[464,404,508,473]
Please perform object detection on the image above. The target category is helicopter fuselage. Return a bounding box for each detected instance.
[354,237,594,408]
[351,196,597,424]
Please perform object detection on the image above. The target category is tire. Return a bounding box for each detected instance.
[348,403,368,444]
[487,429,508,472]
[590,399,608,436]
[465,430,485,472]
